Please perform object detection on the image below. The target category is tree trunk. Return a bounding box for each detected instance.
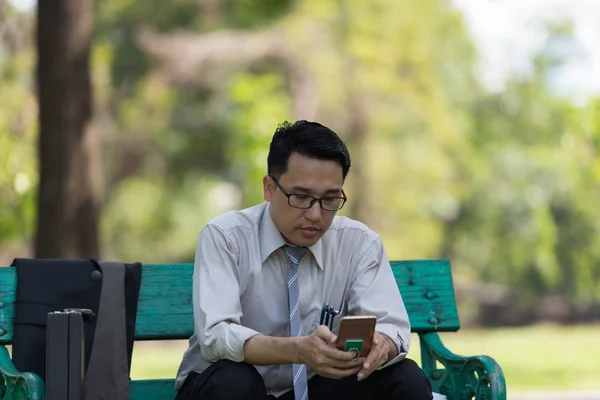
[35,0,100,258]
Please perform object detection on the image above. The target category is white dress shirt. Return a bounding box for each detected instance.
[175,202,411,397]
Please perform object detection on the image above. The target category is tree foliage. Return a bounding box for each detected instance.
[1,0,599,306]
[0,4,36,250]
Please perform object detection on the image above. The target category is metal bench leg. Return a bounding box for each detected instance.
[420,332,507,400]
[0,346,45,400]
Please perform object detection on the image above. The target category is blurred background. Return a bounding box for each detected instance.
[1,0,599,398]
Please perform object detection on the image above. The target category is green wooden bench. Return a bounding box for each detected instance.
[0,260,506,400]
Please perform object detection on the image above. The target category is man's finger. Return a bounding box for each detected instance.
[313,325,335,342]
[335,356,366,370]
[357,343,384,380]
[320,364,364,379]
[314,337,360,362]
[363,346,380,370]
[322,345,360,362]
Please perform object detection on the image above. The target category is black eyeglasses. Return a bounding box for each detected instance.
[269,176,347,211]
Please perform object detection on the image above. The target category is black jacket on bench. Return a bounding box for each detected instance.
[10,258,142,392]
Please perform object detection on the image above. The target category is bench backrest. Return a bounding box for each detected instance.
[0,259,459,345]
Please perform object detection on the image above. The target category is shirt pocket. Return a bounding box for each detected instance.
[329,301,347,335]
[306,299,347,336]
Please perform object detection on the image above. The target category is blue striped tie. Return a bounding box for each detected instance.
[283,246,309,400]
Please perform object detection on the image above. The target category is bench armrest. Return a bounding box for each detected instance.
[0,346,45,400]
[419,332,507,400]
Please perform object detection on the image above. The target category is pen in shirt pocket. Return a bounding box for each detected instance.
[319,303,339,330]
[319,303,329,325]
[327,307,338,330]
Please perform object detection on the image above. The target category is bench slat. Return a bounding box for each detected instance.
[391,260,460,332]
[0,259,459,344]
[130,379,176,400]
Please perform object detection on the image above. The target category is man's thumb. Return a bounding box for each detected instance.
[329,334,338,344]
[315,325,336,343]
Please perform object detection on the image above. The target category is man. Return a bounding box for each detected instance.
[175,121,433,400]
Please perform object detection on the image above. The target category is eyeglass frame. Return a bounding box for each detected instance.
[269,175,348,211]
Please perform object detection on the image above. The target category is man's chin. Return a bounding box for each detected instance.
[290,232,321,247]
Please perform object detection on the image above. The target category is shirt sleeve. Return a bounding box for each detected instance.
[347,236,411,369]
[193,224,262,363]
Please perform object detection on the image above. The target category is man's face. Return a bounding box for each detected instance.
[264,152,345,247]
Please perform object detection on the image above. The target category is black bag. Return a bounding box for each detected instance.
[11,258,142,385]
[45,309,93,400]
[12,259,103,382]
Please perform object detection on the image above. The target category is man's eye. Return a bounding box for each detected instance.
[294,195,310,200]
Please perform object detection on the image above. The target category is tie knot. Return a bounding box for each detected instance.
[283,245,308,265]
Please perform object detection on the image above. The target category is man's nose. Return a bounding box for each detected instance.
[305,201,323,220]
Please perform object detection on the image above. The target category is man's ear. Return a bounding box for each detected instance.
[263,175,274,202]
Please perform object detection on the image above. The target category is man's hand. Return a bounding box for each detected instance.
[356,332,396,381]
[296,326,365,379]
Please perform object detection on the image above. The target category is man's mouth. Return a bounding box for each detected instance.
[298,227,321,237]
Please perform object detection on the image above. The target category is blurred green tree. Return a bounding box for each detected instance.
[451,23,600,304]
[1,0,599,316]
[0,1,37,259]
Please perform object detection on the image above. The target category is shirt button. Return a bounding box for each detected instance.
[91,270,102,281]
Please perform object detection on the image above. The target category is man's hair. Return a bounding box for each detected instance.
[267,120,351,180]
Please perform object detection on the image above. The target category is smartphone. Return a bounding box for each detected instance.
[335,315,377,357]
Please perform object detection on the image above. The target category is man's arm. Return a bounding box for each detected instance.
[246,327,366,379]
[193,224,263,363]
[196,225,303,365]
[243,334,300,365]
[385,334,399,361]
[347,236,411,368]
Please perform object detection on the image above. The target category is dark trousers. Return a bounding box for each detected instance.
[175,358,433,400]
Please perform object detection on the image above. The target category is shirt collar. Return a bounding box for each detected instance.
[308,237,324,271]
[259,202,324,270]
